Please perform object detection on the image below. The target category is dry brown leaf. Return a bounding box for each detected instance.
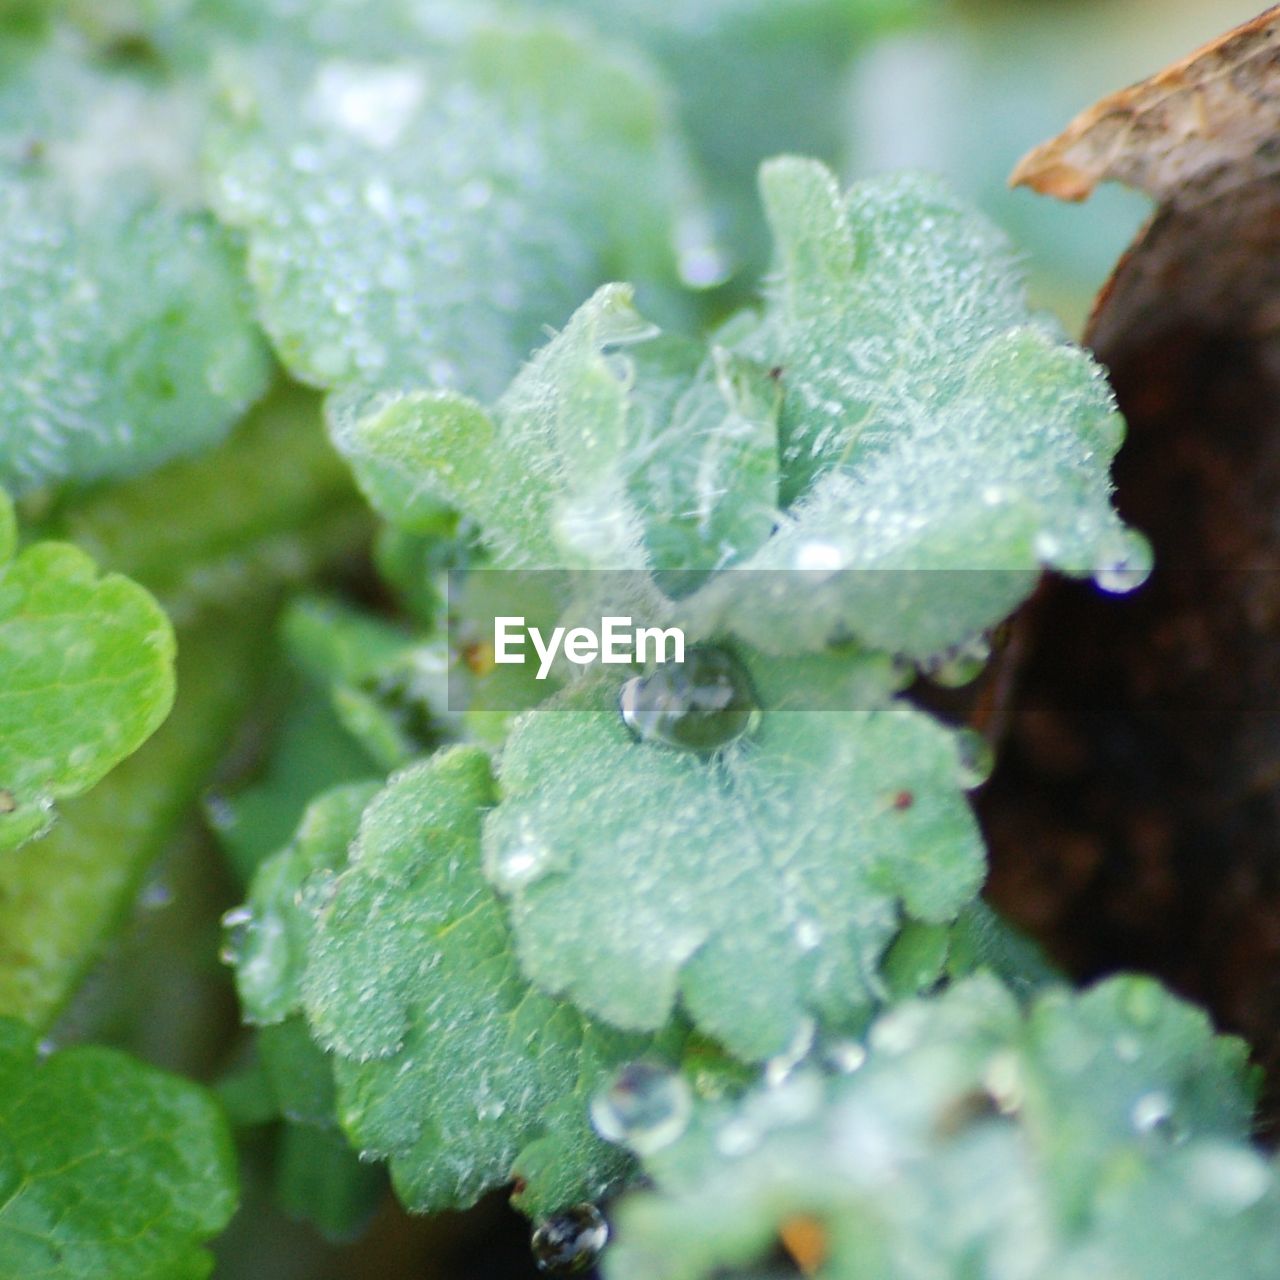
[1012,4,1280,359]
[981,6,1280,1129]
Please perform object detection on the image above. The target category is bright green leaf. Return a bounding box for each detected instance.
[0,527,175,851]
[293,747,682,1216]
[0,1017,237,1279]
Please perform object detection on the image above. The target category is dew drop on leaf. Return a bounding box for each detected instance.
[619,647,760,754]
[764,1017,816,1088]
[590,1061,692,1155]
[1130,1090,1184,1143]
[953,729,995,790]
[1093,529,1154,594]
[531,1203,609,1275]
[821,1038,868,1074]
[218,904,253,967]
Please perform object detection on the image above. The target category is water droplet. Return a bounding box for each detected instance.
[138,879,173,911]
[765,1018,816,1087]
[981,1051,1024,1114]
[531,1204,608,1275]
[793,540,845,574]
[590,1061,692,1155]
[954,729,994,789]
[794,917,822,951]
[1093,529,1154,594]
[490,810,557,892]
[1033,530,1062,564]
[219,905,253,967]
[714,1117,760,1157]
[822,1039,867,1074]
[620,647,760,754]
[928,636,991,688]
[675,210,729,288]
[1131,1090,1184,1143]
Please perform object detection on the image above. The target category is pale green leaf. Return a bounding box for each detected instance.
[0,1017,237,1280]
[0,38,271,494]
[294,747,682,1217]
[230,780,379,1027]
[684,159,1145,658]
[485,654,986,1061]
[549,0,928,275]
[607,975,1272,1280]
[350,160,1142,660]
[206,19,695,405]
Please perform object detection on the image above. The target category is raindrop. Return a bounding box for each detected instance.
[590,1061,692,1155]
[822,1039,867,1074]
[793,541,845,574]
[953,729,994,790]
[765,1018,816,1088]
[1093,529,1154,595]
[219,905,253,967]
[531,1204,609,1275]
[714,1117,759,1158]
[1131,1090,1184,1143]
[620,647,760,754]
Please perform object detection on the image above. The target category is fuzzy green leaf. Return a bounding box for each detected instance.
[0,1017,237,1279]
[485,654,986,1061]
[230,780,379,1027]
[349,160,1142,659]
[0,37,270,494]
[683,159,1145,658]
[206,18,694,408]
[0,501,176,851]
[238,748,681,1217]
[606,974,1272,1280]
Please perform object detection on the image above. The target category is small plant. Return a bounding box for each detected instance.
[0,3,1271,1278]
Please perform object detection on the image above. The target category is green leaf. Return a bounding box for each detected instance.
[606,974,1273,1280]
[288,747,682,1216]
[0,1017,237,1279]
[349,160,1142,659]
[206,17,696,406]
[0,603,273,1025]
[0,36,271,494]
[484,656,986,1061]
[40,380,369,622]
[0,504,175,851]
[350,285,657,569]
[229,780,380,1027]
[351,284,783,580]
[686,159,1145,658]
[273,1120,384,1244]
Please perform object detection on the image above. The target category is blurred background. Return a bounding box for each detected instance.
[21,0,1266,1276]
